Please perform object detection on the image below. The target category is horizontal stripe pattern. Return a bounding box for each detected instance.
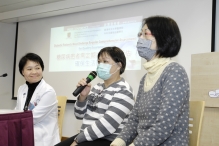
[74,78,135,143]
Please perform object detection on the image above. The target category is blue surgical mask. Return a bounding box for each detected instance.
[96,63,118,80]
[136,38,156,61]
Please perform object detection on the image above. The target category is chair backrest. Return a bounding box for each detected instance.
[57,96,67,140]
[189,101,205,146]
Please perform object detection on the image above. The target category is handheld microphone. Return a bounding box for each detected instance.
[0,73,7,77]
[72,71,97,97]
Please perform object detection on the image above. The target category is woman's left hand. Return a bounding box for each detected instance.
[70,141,77,146]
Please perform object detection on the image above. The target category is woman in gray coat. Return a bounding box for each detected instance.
[111,15,190,146]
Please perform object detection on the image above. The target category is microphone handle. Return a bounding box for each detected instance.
[72,78,92,97]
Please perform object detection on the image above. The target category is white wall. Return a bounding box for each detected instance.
[0,0,217,138]
[0,22,16,108]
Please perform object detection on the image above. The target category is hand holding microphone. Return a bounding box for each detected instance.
[76,78,91,101]
[72,71,97,98]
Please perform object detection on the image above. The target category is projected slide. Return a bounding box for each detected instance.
[49,16,142,72]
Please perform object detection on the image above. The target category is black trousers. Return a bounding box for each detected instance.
[55,134,112,146]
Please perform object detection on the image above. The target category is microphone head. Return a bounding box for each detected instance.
[2,73,7,77]
[88,71,97,80]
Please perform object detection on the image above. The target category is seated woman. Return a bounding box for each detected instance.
[55,46,135,146]
[15,53,60,146]
[111,16,190,146]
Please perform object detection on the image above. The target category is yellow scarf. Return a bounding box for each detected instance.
[143,57,174,92]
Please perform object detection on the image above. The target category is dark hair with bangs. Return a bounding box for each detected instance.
[142,16,181,58]
[19,53,44,76]
[98,46,126,74]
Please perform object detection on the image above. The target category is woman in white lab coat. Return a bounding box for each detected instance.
[15,53,60,146]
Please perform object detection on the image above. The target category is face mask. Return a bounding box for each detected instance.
[136,38,156,61]
[96,63,118,80]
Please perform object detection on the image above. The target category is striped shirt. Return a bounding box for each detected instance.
[74,78,135,143]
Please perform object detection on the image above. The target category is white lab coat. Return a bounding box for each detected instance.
[15,79,60,146]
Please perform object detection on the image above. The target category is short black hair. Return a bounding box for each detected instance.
[98,46,126,74]
[19,53,44,76]
[142,16,181,58]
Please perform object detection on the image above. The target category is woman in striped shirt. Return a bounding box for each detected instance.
[55,46,135,146]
